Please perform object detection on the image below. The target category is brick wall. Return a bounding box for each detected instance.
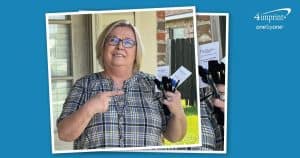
[156,11,167,66]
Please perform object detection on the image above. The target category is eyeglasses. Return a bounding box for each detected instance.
[106,36,136,48]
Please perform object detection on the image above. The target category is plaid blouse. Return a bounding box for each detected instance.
[57,72,169,149]
[186,89,224,151]
[196,99,224,150]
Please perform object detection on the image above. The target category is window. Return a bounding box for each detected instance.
[48,16,73,130]
[48,14,92,150]
[173,27,185,39]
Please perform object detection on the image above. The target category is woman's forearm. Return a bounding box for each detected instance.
[163,111,187,142]
[57,104,95,142]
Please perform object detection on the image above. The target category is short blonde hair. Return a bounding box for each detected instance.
[96,20,144,73]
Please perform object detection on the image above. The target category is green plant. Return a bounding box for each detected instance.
[184,105,198,115]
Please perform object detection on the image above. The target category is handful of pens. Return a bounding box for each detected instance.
[154,76,180,115]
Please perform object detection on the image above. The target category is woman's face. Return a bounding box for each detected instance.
[103,26,137,71]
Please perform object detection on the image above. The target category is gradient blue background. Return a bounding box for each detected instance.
[0,0,299,157]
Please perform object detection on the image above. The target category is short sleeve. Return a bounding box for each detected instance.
[56,78,87,126]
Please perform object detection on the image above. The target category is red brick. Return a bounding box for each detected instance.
[157,32,165,41]
[156,11,165,19]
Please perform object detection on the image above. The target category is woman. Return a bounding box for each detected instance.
[57,20,187,149]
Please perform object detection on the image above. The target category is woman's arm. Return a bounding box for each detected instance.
[162,91,187,142]
[57,91,124,141]
[57,103,95,142]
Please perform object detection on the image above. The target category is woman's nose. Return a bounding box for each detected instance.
[116,41,124,49]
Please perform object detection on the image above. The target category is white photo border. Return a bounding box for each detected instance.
[46,6,202,154]
[152,12,229,154]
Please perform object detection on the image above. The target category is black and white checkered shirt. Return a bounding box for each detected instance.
[57,72,169,149]
[188,89,224,151]
[196,99,224,150]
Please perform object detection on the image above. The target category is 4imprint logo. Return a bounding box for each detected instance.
[254,8,292,30]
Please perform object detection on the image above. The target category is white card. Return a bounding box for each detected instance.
[198,41,220,88]
[156,65,170,80]
[170,66,192,87]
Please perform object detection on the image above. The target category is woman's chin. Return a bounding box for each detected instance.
[110,63,131,68]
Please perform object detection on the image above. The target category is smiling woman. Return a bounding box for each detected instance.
[102,26,137,76]
[96,20,144,74]
[56,20,187,149]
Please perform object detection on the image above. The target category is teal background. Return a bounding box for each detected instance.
[0,0,299,157]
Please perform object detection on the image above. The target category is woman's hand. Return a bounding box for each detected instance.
[213,84,225,112]
[57,90,124,142]
[85,90,124,115]
[162,90,184,116]
[162,90,187,142]
[212,98,224,112]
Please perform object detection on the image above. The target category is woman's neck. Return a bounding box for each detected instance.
[103,68,134,88]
